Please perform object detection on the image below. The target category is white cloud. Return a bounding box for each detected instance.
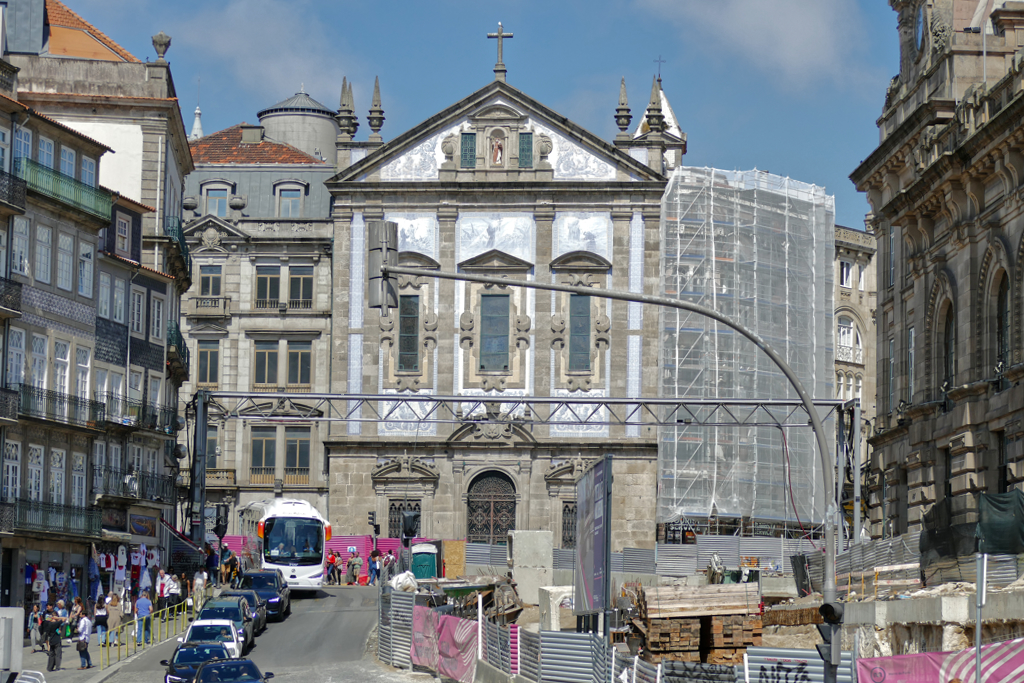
[636,0,875,91]
[164,0,363,111]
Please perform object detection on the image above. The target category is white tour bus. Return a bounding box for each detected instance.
[239,498,331,591]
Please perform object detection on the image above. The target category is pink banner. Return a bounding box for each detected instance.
[857,638,1024,683]
[410,606,478,683]
[437,615,478,683]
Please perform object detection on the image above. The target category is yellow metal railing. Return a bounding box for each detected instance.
[98,586,211,669]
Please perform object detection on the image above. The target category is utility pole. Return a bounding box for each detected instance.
[190,389,209,547]
[367,220,841,681]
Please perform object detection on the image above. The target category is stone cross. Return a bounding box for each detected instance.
[654,55,666,79]
[488,22,514,82]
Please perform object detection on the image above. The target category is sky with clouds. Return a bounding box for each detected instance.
[69,0,900,229]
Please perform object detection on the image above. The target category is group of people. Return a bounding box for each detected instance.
[205,541,241,588]
[25,562,209,673]
[27,596,99,671]
[325,548,397,586]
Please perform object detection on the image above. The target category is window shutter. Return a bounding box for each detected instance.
[461,133,476,168]
[518,133,533,168]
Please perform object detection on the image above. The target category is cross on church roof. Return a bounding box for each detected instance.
[654,55,666,79]
[488,22,514,82]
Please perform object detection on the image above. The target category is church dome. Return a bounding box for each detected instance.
[256,86,339,162]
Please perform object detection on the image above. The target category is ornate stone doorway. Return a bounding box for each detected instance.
[466,471,516,544]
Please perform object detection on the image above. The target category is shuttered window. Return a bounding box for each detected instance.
[569,295,591,372]
[479,294,510,372]
[461,133,476,168]
[518,132,533,168]
[398,295,419,372]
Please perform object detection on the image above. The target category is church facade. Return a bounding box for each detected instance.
[324,70,684,550]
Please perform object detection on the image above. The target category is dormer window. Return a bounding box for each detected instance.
[60,148,75,177]
[279,189,301,217]
[206,188,228,217]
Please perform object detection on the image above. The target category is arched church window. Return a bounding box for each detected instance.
[996,275,1010,369]
[467,471,516,544]
[942,305,956,389]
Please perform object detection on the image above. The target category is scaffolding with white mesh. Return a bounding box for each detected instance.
[658,168,835,530]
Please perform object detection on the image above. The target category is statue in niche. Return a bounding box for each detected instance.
[491,138,503,165]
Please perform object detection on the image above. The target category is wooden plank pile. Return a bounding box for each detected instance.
[635,583,762,666]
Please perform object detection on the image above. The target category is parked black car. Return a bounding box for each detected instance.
[220,588,267,635]
[194,658,274,682]
[160,641,230,683]
[239,570,291,621]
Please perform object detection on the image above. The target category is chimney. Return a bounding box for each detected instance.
[240,124,264,144]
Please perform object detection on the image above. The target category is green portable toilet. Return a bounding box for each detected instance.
[411,543,438,579]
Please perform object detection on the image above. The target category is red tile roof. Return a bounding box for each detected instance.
[45,0,140,63]
[0,92,113,151]
[189,124,325,165]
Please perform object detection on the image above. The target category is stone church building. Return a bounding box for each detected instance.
[325,64,685,551]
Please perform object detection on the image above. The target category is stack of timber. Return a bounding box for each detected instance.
[706,615,762,664]
[636,583,762,666]
[641,583,761,619]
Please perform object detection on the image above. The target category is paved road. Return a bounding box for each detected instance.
[94,586,411,683]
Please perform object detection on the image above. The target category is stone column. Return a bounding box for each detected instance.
[437,205,459,443]
[533,203,554,442]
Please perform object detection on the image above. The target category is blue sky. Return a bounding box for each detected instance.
[72,0,900,229]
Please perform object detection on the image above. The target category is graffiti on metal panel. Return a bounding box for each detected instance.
[757,660,811,683]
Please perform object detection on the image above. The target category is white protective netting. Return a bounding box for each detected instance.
[658,167,835,526]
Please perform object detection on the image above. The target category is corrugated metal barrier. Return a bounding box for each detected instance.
[744,646,855,683]
[390,591,415,670]
[519,629,541,681]
[377,592,393,666]
[540,631,602,683]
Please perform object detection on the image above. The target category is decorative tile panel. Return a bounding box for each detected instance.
[347,333,362,436]
[550,388,608,438]
[628,212,644,330]
[385,213,438,260]
[529,121,616,181]
[456,212,534,263]
[552,212,612,260]
[20,312,95,341]
[626,336,642,438]
[349,213,365,329]
[23,286,95,328]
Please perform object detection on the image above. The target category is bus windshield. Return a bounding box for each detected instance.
[263,517,323,566]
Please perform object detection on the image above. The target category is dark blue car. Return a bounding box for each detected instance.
[161,642,230,683]
[239,570,291,621]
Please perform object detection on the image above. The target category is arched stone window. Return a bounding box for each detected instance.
[466,471,516,544]
[941,304,956,389]
[837,316,862,363]
[996,274,1010,370]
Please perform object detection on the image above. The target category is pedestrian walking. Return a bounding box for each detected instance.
[106,594,122,646]
[28,604,43,653]
[345,550,363,585]
[155,568,169,615]
[368,549,381,586]
[44,607,63,672]
[76,611,93,669]
[93,599,108,648]
[135,590,153,645]
[326,551,338,585]
[168,573,182,612]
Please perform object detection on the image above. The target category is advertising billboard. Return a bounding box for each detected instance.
[574,456,611,615]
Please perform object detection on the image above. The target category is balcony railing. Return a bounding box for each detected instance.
[15,384,105,428]
[0,276,22,315]
[163,216,192,280]
[250,467,275,485]
[167,320,190,379]
[92,467,174,502]
[288,299,313,310]
[139,400,178,434]
[254,299,280,310]
[0,387,17,423]
[189,296,230,317]
[0,167,27,211]
[836,345,864,364]
[284,467,310,485]
[0,498,101,538]
[95,391,142,427]
[207,469,236,487]
[253,384,278,393]
[14,157,111,221]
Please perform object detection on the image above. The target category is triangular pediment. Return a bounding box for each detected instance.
[183,214,245,238]
[398,251,441,269]
[184,215,249,253]
[458,249,533,272]
[187,323,229,336]
[550,250,612,273]
[236,399,324,419]
[329,80,666,184]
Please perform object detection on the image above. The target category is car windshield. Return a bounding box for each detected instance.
[263,516,323,566]
[200,606,241,622]
[188,626,235,642]
[198,661,262,682]
[240,575,277,590]
[225,591,260,604]
[173,645,228,665]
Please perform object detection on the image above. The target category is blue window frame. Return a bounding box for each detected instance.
[479,294,510,372]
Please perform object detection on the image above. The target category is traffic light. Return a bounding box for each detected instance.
[401,510,420,548]
[816,602,844,667]
[367,220,398,310]
[373,524,381,537]
[213,503,229,539]
[368,511,376,526]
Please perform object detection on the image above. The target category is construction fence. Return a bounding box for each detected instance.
[376,588,849,683]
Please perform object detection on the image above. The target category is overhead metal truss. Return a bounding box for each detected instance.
[204,391,845,429]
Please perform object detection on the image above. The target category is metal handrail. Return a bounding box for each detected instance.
[0,167,27,210]
[15,383,105,427]
[14,157,111,220]
[0,276,22,313]
[163,215,192,279]
[92,466,175,501]
[167,320,191,377]
[2,497,101,537]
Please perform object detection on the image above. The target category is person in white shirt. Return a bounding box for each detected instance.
[76,612,93,669]
[193,569,208,608]
[168,574,182,611]
[155,568,170,615]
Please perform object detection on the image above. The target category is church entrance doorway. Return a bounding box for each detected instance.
[467,471,516,544]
